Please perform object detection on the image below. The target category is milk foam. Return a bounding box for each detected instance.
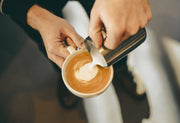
[75,63,98,82]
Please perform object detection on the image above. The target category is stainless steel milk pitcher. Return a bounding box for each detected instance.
[84,28,146,67]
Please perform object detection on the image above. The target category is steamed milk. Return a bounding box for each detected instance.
[75,63,98,82]
[65,51,111,94]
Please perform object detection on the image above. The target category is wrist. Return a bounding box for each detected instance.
[27,4,55,31]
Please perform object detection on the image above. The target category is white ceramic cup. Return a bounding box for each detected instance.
[61,46,114,98]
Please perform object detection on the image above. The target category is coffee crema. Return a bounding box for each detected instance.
[65,51,112,94]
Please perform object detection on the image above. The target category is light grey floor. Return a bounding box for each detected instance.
[144,0,180,122]
[149,0,180,110]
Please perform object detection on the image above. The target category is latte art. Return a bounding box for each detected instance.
[75,63,98,82]
[65,51,112,94]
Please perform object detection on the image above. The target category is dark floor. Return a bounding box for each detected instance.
[0,14,88,123]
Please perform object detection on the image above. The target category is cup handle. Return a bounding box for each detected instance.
[67,46,77,54]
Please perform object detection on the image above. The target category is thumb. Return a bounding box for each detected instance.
[89,16,103,48]
[66,37,77,49]
[65,27,84,49]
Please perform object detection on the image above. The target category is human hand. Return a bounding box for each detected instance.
[27,5,84,68]
[89,0,152,49]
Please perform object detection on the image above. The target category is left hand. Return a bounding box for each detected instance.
[27,5,84,68]
[89,0,152,49]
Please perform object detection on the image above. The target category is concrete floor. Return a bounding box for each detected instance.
[0,0,180,123]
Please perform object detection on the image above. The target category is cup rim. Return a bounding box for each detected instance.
[62,49,114,98]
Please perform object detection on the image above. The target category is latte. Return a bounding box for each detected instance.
[65,51,112,94]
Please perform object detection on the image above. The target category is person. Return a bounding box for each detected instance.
[0,0,152,108]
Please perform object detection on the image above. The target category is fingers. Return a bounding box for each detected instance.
[38,17,85,69]
[88,0,152,50]
[88,13,103,48]
[138,2,149,29]
[66,37,77,49]
[45,41,70,58]
[104,26,125,49]
[125,6,140,38]
[143,0,152,22]
[65,27,85,49]
[47,52,65,68]
[46,41,73,68]
[103,17,126,49]
[104,3,151,50]
[45,27,84,69]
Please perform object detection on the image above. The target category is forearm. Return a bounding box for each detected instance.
[27,4,53,31]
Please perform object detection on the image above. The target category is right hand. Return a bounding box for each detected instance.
[89,0,152,49]
[27,5,84,68]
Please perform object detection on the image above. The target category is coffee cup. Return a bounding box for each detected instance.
[62,46,114,98]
